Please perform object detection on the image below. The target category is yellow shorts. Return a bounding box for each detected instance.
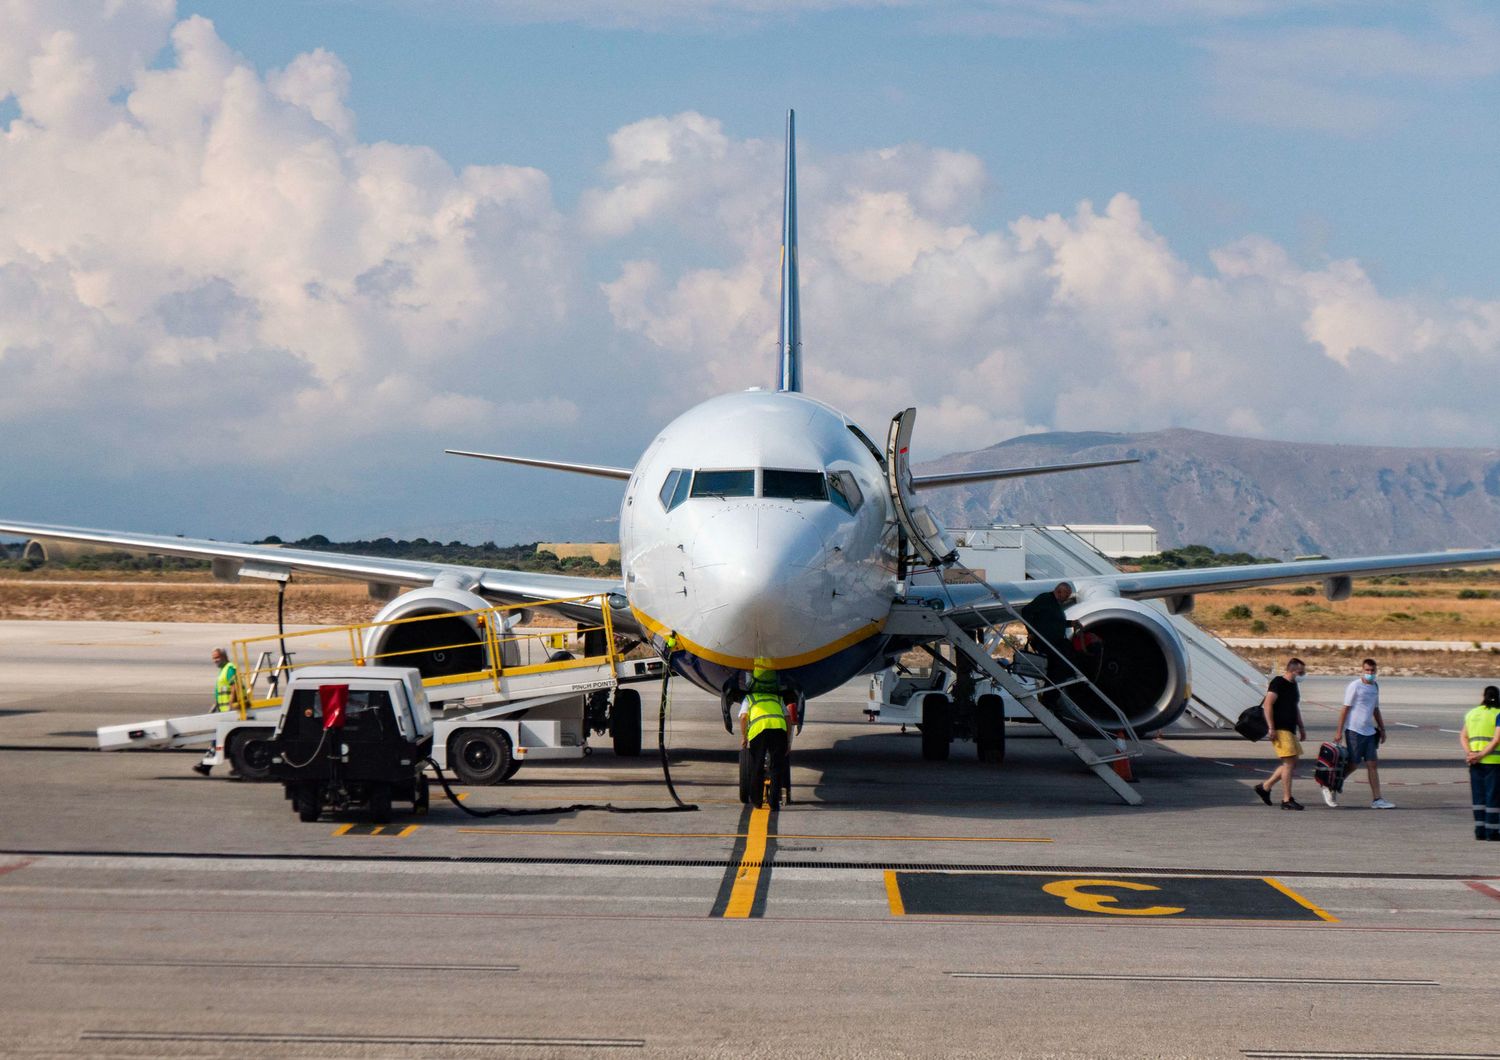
[1271,730,1302,758]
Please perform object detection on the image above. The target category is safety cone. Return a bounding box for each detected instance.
[1111,731,1134,782]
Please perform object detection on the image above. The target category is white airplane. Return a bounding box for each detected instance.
[6,111,1500,746]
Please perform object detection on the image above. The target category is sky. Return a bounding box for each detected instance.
[2,0,1499,542]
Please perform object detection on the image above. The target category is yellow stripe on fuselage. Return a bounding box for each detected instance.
[631,605,883,670]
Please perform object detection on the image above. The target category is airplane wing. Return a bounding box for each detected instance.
[445,449,633,480]
[910,457,1138,489]
[911,545,1500,624]
[0,520,624,623]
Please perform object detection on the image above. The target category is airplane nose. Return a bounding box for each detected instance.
[690,505,831,661]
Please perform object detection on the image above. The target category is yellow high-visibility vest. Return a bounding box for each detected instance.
[1465,705,1500,765]
[746,670,788,742]
[215,662,240,712]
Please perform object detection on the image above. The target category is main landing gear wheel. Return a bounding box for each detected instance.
[226,727,275,781]
[450,728,514,785]
[611,688,642,757]
[975,693,1006,764]
[920,694,952,762]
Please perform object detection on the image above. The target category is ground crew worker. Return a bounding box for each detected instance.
[738,658,790,808]
[1461,685,1500,841]
[192,647,241,777]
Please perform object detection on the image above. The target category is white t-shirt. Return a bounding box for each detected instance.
[1342,677,1380,736]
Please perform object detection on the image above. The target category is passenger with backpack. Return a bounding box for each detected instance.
[1253,658,1308,810]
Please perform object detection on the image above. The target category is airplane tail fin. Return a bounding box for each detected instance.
[776,109,801,393]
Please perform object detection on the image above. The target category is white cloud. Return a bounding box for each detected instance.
[4,1,1500,538]
[589,115,1500,456]
[0,4,578,474]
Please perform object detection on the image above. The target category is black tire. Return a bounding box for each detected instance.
[611,688,642,758]
[296,783,323,822]
[975,694,1006,764]
[449,728,513,785]
[738,747,752,804]
[500,758,523,782]
[368,783,393,824]
[921,694,952,762]
[226,727,276,781]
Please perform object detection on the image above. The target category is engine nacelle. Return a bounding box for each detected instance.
[1063,595,1191,734]
[362,587,519,681]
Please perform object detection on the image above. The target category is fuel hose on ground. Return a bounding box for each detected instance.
[423,670,698,817]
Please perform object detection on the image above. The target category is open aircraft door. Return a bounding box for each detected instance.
[885,408,958,568]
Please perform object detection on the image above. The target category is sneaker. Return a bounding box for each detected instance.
[1371,798,1396,809]
[1281,798,1304,811]
[192,763,212,777]
[1253,783,1272,806]
[1320,787,1338,808]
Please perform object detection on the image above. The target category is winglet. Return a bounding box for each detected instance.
[776,109,802,393]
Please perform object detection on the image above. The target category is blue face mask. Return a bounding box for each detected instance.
[1361,673,1375,684]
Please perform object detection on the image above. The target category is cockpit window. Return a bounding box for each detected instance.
[763,469,827,502]
[827,470,864,513]
[690,469,755,498]
[659,468,691,512]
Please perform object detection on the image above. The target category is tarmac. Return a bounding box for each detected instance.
[1,620,1498,1059]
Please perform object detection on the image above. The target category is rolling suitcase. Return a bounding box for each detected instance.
[1313,741,1351,795]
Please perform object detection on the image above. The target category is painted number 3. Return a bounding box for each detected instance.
[1041,878,1186,917]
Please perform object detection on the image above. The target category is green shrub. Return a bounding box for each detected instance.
[1249,619,1268,634]
[1288,586,1317,596]
[1264,604,1290,617]
[1225,604,1253,620]
[1384,612,1417,622]
[1458,588,1490,600]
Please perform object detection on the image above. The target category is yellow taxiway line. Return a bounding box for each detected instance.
[722,807,772,919]
[1262,876,1340,922]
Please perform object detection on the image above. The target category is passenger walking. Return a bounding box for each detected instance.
[1331,657,1394,809]
[1020,582,1076,709]
[1461,686,1500,841]
[193,647,241,778]
[1254,658,1308,810]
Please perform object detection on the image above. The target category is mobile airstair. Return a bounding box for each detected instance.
[882,409,1146,805]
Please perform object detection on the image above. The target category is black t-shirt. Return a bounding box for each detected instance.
[1267,675,1300,731]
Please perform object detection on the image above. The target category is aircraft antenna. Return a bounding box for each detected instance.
[776,109,802,392]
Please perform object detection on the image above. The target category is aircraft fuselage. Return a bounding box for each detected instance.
[620,389,900,697]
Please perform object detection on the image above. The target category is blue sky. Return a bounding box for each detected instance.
[2,1,1499,542]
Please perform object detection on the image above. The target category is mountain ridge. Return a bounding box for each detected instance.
[914,428,1500,557]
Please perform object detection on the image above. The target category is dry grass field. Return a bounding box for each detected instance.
[5,567,1500,675]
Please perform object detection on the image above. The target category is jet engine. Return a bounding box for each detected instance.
[1062,596,1191,734]
[362,587,519,682]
